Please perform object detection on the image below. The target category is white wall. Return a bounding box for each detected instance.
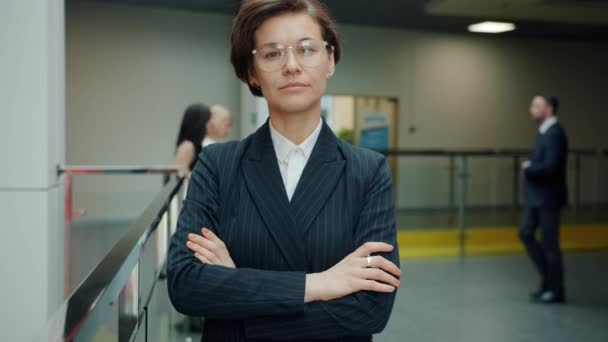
[329,25,608,208]
[66,2,240,219]
[66,2,608,216]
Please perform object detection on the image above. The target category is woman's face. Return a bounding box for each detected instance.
[250,13,335,115]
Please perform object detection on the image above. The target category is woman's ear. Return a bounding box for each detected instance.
[326,50,336,79]
[248,70,260,89]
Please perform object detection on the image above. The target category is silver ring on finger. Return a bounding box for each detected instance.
[366,255,372,267]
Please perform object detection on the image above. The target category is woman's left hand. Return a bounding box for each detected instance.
[186,228,236,268]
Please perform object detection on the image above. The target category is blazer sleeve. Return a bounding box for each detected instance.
[244,156,399,340]
[525,130,567,178]
[167,147,307,320]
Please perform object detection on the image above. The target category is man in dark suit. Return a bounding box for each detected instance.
[520,94,568,304]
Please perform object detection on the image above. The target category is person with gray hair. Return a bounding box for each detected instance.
[202,104,233,147]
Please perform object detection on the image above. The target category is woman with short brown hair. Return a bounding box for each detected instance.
[168,1,400,340]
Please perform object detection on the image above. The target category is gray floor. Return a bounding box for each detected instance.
[380,252,608,342]
[143,252,608,342]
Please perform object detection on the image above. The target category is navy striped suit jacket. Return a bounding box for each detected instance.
[167,120,399,341]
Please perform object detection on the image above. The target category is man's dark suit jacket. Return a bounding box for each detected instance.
[167,120,399,341]
[524,122,569,209]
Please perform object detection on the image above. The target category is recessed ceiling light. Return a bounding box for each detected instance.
[468,21,516,34]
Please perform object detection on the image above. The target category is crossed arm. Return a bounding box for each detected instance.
[167,150,400,339]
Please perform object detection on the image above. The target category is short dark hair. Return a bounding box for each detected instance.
[230,0,341,97]
[537,94,559,114]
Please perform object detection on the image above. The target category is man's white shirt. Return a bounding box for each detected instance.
[539,116,558,134]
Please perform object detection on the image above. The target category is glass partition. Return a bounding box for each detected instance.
[38,174,182,341]
[62,166,176,295]
[388,149,608,258]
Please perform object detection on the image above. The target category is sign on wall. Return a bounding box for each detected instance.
[359,111,391,150]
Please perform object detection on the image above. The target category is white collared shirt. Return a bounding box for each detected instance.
[202,136,217,147]
[270,118,322,201]
[539,116,558,134]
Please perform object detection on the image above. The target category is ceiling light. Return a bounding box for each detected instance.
[468,21,516,34]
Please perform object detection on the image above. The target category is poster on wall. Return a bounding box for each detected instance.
[359,111,390,150]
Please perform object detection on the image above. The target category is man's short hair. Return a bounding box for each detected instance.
[537,94,559,114]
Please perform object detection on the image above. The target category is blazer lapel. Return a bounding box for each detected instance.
[290,121,346,235]
[241,122,309,271]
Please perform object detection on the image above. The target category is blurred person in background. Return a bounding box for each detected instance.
[167,0,400,340]
[173,103,212,332]
[202,104,233,147]
[175,103,212,178]
[520,94,568,304]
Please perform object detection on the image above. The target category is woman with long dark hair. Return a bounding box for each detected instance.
[175,104,211,178]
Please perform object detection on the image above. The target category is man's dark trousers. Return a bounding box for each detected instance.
[519,208,564,293]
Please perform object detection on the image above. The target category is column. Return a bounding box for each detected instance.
[0,0,66,340]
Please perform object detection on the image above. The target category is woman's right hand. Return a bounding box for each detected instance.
[305,242,401,303]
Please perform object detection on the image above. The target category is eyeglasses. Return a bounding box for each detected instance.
[252,39,331,72]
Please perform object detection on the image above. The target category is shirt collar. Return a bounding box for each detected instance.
[539,116,558,134]
[202,136,217,147]
[269,118,323,162]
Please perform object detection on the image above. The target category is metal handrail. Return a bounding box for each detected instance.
[37,177,183,341]
[376,147,608,156]
[59,164,179,298]
[374,147,606,260]
[58,164,178,175]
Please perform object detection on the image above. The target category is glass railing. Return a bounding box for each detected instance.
[37,167,182,341]
[60,166,177,295]
[386,148,608,258]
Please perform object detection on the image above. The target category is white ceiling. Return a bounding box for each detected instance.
[88,0,608,39]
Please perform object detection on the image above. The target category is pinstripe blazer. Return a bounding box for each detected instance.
[167,120,399,341]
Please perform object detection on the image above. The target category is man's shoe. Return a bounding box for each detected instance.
[531,290,566,304]
[529,288,546,302]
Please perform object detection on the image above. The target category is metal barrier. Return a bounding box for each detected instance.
[58,165,177,297]
[379,148,607,259]
[37,176,183,341]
